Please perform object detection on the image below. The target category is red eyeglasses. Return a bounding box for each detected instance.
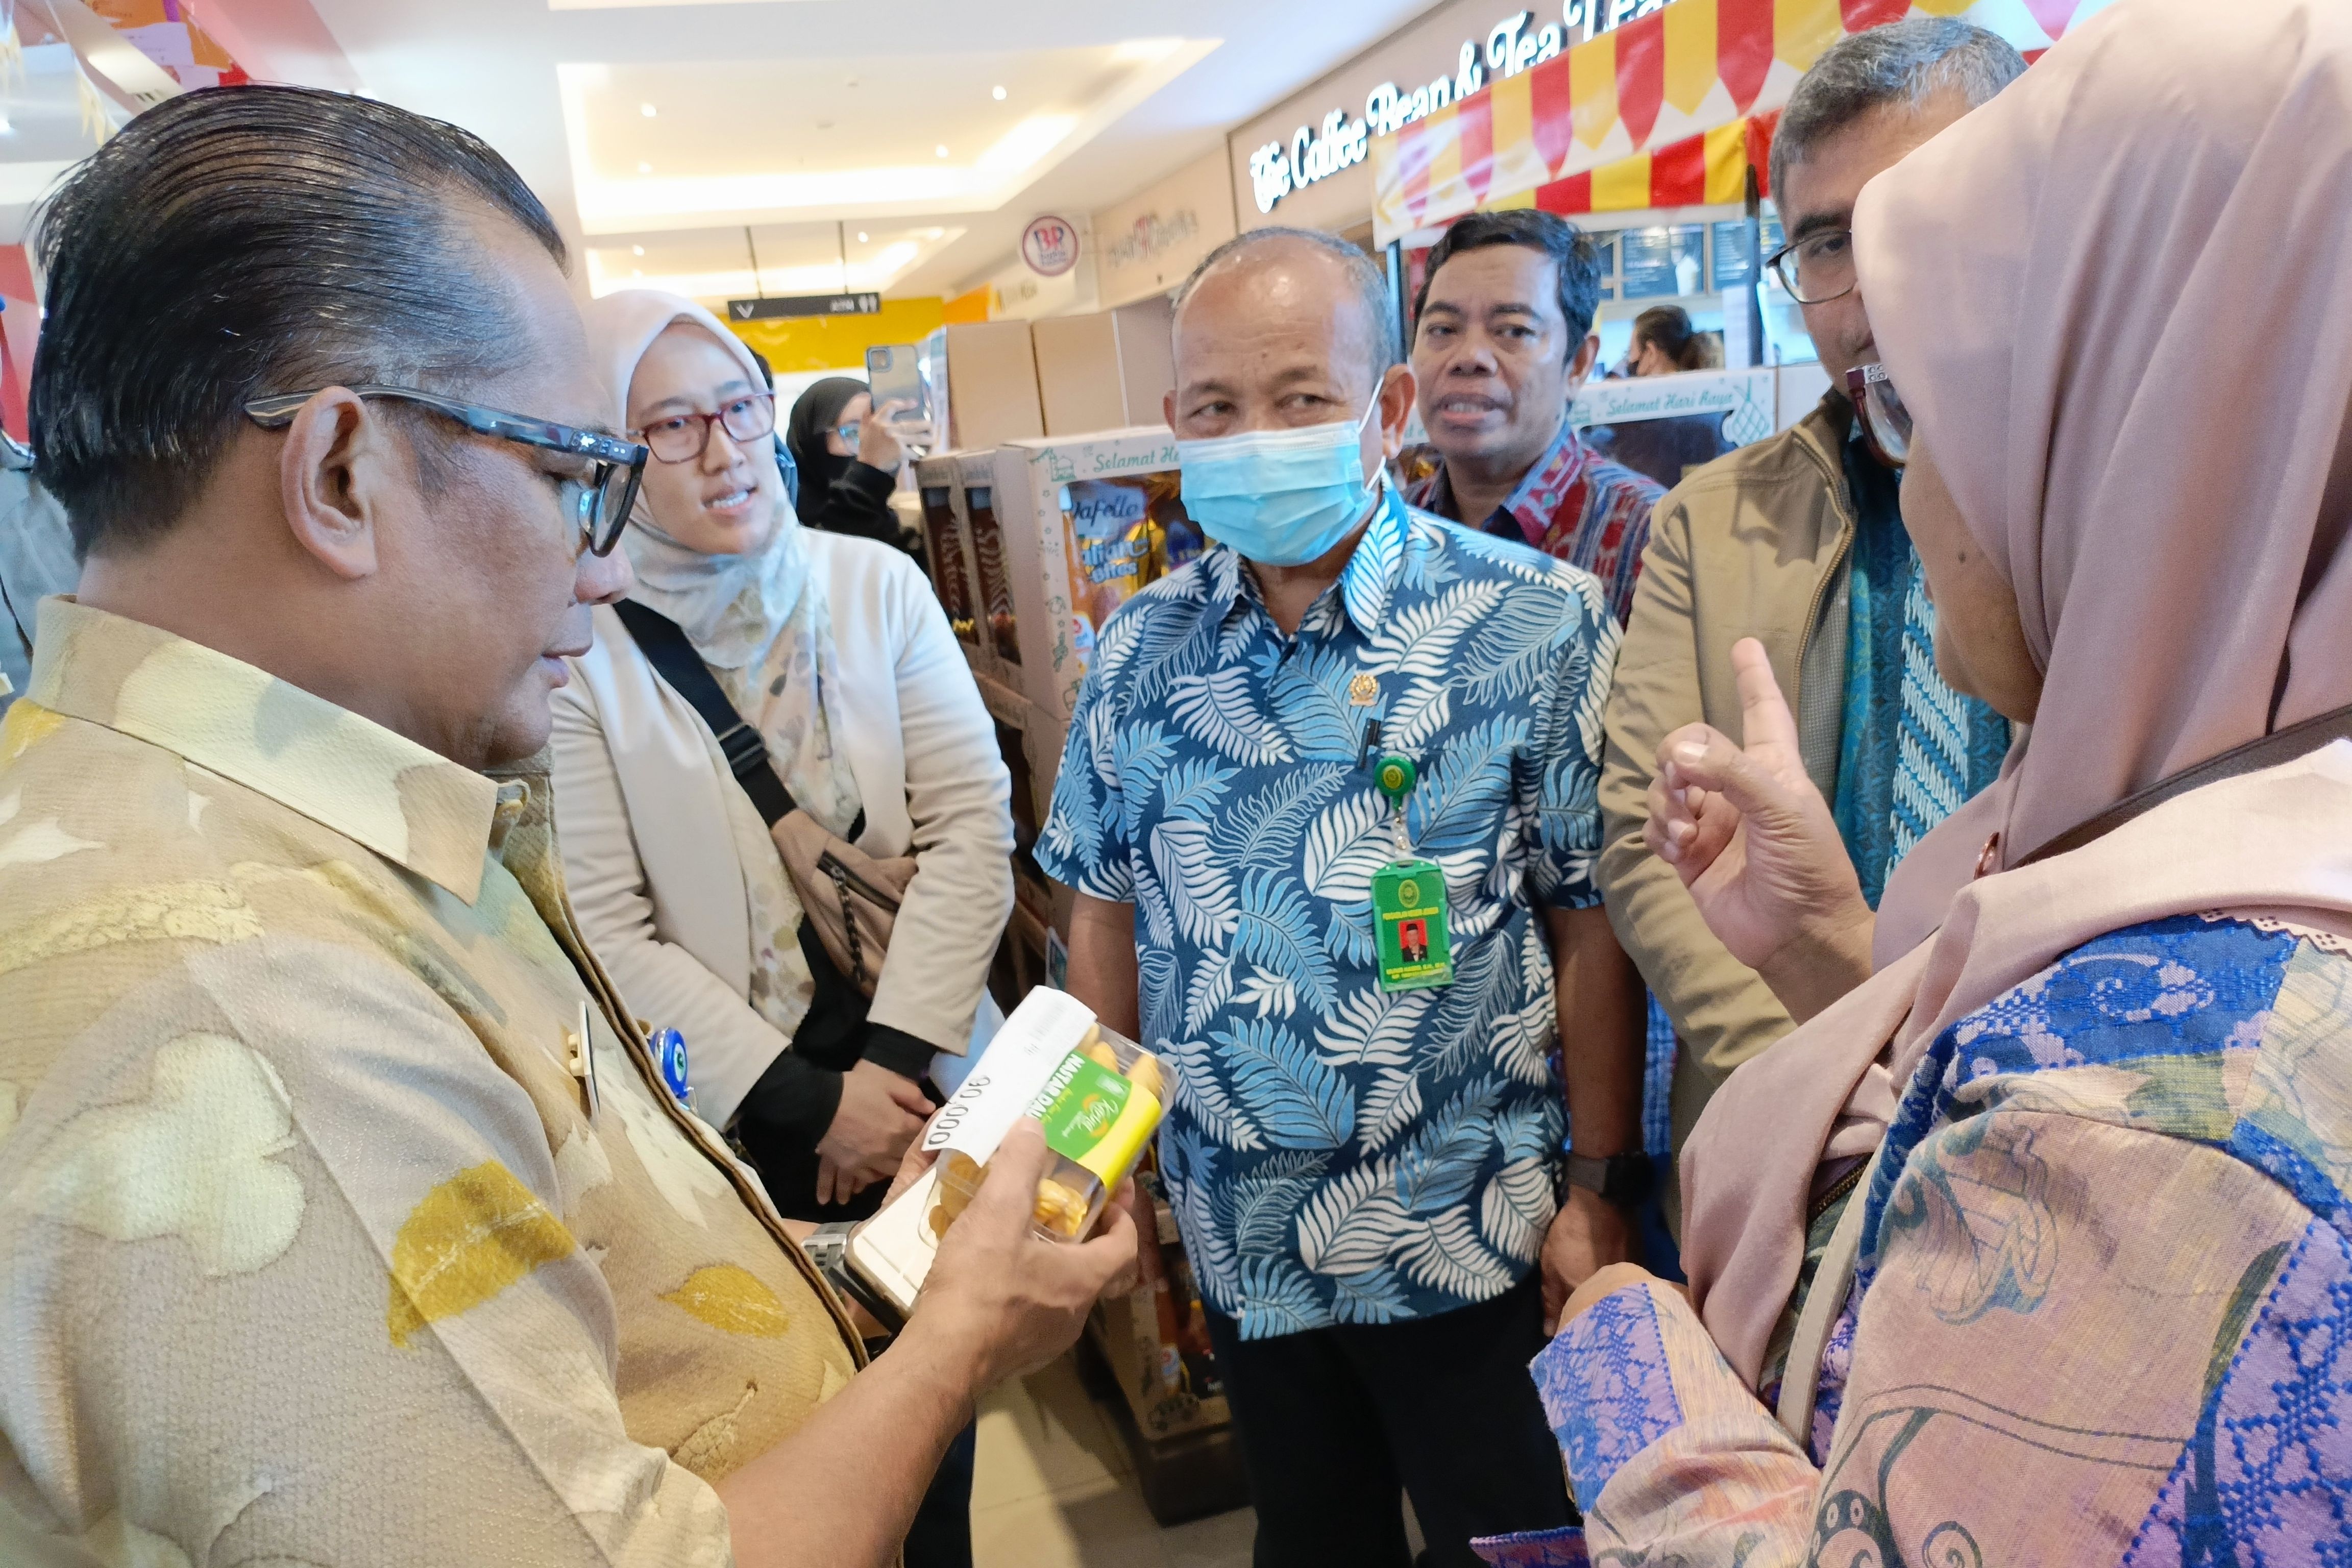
[634,392,777,464]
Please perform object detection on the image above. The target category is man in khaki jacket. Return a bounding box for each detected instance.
[1599,20,2025,1200]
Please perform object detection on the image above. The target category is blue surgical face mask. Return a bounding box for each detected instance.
[1177,394,1385,567]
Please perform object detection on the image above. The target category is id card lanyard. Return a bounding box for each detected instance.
[1369,748,1455,994]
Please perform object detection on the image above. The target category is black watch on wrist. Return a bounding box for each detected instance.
[1563,1151,1654,1209]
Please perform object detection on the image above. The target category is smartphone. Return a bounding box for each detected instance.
[865,344,928,428]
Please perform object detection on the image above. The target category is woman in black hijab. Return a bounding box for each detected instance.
[784,376,917,550]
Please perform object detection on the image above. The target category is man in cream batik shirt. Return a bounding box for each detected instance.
[0,88,1131,1568]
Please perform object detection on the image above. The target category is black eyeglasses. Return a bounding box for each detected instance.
[634,391,777,464]
[1764,227,1857,305]
[242,385,649,556]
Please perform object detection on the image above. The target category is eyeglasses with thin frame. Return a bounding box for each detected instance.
[833,421,861,450]
[1765,226,1857,305]
[634,391,777,464]
[243,385,648,556]
[1845,362,1913,470]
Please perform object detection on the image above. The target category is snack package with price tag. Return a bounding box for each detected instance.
[842,988,1167,1326]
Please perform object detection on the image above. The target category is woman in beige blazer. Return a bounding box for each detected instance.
[552,290,1013,1221]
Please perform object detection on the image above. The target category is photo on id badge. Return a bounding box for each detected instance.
[1369,748,1454,992]
[1373,863,1453,992]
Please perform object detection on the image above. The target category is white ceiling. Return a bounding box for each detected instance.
[169,0,1448,303]
[582,219,969,301]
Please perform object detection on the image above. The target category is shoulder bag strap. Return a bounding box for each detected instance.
[2018,699,2352,867]
[1773,1143,1880,1449]
[611,598,802,828]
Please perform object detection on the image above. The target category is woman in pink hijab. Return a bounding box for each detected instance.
[1474,1,2352,1562]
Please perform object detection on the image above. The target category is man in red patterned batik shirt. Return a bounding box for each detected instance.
[1405,209,1662,627]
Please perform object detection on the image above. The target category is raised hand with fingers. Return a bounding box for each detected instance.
[1643,638,1876,1022]
[856,398,926,473]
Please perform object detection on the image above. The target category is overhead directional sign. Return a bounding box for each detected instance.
[726,292,881,322]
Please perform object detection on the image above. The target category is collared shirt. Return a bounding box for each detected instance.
[1037,489,1620,1339]
[0,599,860,1565]
[1405,418,1662,628]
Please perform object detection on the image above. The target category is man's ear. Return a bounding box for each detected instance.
[1377,362,1418,460]
[1163,388,1179,433]
[277,387,384,581]
[1567,332,1602,392]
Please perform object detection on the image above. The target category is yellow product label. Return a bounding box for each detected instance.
[1072,1087,1162,1187]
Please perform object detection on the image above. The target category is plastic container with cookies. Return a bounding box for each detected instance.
[930,1025,1165,1244]
[842,988,1169,1324]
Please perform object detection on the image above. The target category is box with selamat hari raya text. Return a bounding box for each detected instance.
[988,426,1208,727]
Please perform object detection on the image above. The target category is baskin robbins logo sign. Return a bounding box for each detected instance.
[1247,0,1668,215]
[1021,215,1081,278]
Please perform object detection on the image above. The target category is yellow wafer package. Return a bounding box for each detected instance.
[930,1025,1165,1244]
[843,989,1169,1320]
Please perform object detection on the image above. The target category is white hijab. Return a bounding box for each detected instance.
[582,290,863,837]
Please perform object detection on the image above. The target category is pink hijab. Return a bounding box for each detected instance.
[1681,0,2352,1386]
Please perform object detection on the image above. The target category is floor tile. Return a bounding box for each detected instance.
[971,1355,1133,1509]
[972,1478,1168,1568]
[1157,1505,1256,1568]
[970,1351,1257,1567]
[970,1491,1086,1568]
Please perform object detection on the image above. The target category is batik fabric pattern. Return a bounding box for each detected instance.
[1405,416,1661,628]
[1038,490,1620,1339]
[0,599,862,1566]
[1484,914,2352,1566]
[1831,430,2008,906]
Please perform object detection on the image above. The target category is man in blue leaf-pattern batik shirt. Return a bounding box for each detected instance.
[1036,227,1647,1568]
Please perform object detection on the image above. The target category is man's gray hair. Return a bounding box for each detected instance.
[1769,19,2026,204]
[1173,227,1400,384]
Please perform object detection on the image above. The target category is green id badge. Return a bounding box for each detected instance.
[1371,859,1454,992]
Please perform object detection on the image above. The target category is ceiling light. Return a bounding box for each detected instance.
[631,269,643,277]
[874,241,918,271]
[636,161,652,173]
[934,144,949,158]
[992,85,1006,100]
[856,231,868,242]
[0,116,15,134]
[640,102,656,117]
[632,244,645,256]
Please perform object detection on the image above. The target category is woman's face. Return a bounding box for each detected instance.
[627,323,782,557]
[823,391,872,458]
[1901,429,2044,723]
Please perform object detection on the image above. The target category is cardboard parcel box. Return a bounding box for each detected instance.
[989,425,1205,724]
